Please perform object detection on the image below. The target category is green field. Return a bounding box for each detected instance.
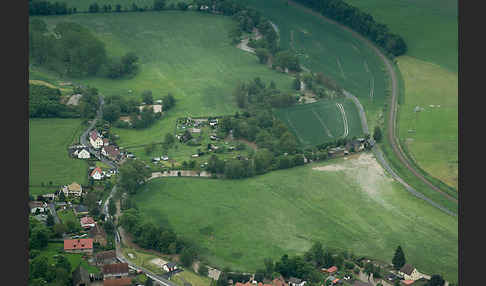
[243,0,388,130]
[344,0,457,72]
[397,56,458,190]
[29,118,88,195]
[274,98,363,147]
[30,11,295,151]
[133,153,458,283]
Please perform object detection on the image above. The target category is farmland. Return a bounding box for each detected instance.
[133,153,458,283]
[30,11,296,150]
[274,98,363,147]
[29,118,88,195]
[243,0,388,130]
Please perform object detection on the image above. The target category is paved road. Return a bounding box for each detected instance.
[285,0,457,205]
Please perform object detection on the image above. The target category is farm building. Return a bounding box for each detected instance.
[102,263,129,279]
[103,277,132,286]
[80,216,96,229]
[89,223,107,246]
[102,145,121,161]
[64,238,93,254]
[95,250,117,265]
[61,182,83,197]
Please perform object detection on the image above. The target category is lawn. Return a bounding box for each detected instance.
[37,242,100,273]
[133,153,458,283]
[274,98,363,147]
[30,11,295,150]
[396,56,458,190]
[29,118,88,195]
[172,269,213,286]
[243,0,388,130]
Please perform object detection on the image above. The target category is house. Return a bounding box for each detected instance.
[324,276,341,285]
[89,131,104,149]
[89,224,107,246]
[103,138,110,146]
[102,263,129,279]
[139,104,163,113]
[91,167,103,180]
[42,193,57,201]
[398,264,424,281]
[288,278,306,286]
[77,149,91,159]
[322,266,338,274]
[95,250,117,265]
[103,277,132,286]
[271,278,288,286]
[72,265,91,286]
[29,201,47,214]
[74,205,89,216]
[80,216,96,229]
[64,238,93,254]
[62,182,83,197]
[102,145,121,161]
[163,262,178,272]
[401,281,415,286]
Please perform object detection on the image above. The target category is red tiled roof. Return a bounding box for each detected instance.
[64,238,93,250]
[90,131,99,140]
[402,280,414,285]
[102,263,129,275]
[91,167,102,177]
[103,277,132,286]
[104,145,120,157]
[332,279,339,284]
[327,266,338,273]
[80,216,95,225]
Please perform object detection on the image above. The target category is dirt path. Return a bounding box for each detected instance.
[285,0,457,204]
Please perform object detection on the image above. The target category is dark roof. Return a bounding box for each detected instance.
[72,265,90,285]
[75,205,88,213]
[289,277,302,284]
[95,250,116,260]
[166,262,177,268]
[104,145,120,157]
[102,263,129,275]
[400,264,415,275]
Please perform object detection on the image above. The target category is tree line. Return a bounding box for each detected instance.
[29,19,139,79]
[29,84,78,118]
[291,0,407,57]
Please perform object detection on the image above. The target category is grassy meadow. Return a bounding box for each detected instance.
[243,0,388,130]
[396,56,458,190]
[30,11,296,150]
[134,153,458,283]
[29,118,88,195]
[274,98,363,147]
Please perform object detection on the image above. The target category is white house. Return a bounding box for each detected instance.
[398,264,424,281]
[90,167,103,180]
[288,278,306,286]
[77,149,91,159]
[89,131,103,149]
[163,262,177,272]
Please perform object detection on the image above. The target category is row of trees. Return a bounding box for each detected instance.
[292,0,407,57]
[29,0,73,15]
[294,71,343,98]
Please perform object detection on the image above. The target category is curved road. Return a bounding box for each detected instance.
[285,0,457,205]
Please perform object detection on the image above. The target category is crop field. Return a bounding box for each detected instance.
[29,119,88,195]
[243,0,388,129]
[134,153,458,283]
[274,98,363,147]
[397,56,458,190]
[30,11,295,149]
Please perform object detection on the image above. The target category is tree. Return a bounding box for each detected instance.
[373,126,382,142]
[428,275,445,286]
[364,262,374,277]
[162,93,176,110]
[153,0,167,10]
[119,159,151,194]
[180,247,197,267]
[198,264,209,276]
[30,225,49,249]
[103,103,121,123]
[46,213,55,227]
[392,245,406,269]
[53,223,68,237]
[142,90,153,104]
[108,198,117,217]
[255,48,270,64]
[164,133,175,147]
[121,52,139,75]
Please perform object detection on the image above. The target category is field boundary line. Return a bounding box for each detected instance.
[336,57,346,79]
[311,108,334,138]
[284,111,307,145]
[336,103,348,138]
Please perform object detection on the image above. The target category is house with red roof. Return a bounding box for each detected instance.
[89,130,104,149]
[102,145,121,161]
[102,263,129,279]
[321,266,338,274]
[103,277,132,286]
[91,167,103,180]
[80,216,96,229]
[64,238,93,254]
[401,280,415,285]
